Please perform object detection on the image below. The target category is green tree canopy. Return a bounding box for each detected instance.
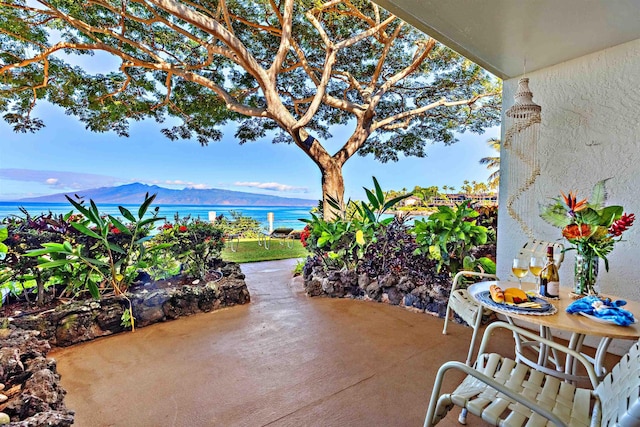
[1,0,501,217]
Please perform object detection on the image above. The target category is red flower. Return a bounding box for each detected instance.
[300,225,311,247]
[110,227,121,234]
[610,213,635,236]
[179,225,188,232]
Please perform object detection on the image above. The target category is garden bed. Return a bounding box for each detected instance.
[0,261,249,426]
[1,261,249,347]
[303,263,452,316]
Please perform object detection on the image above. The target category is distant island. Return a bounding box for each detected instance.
[15,183,316,207]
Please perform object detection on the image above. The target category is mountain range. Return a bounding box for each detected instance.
[17,183,316,206]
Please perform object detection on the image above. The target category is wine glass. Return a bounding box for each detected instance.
[529,256,545,294]
[511,257,528,289]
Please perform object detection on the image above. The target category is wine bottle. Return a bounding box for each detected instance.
[540,246,560,298]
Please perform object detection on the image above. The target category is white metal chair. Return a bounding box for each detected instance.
[257,227,294,249]
[442,239,564,372]
[443,271,499,367]
[517,239,565,267]
[425,322,640,427]
[224,233,240,252]
[442,240,563,366]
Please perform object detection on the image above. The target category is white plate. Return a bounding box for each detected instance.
[467,281,531,297]
[580,312,638,325]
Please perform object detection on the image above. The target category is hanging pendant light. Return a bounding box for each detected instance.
[505,77,541,237]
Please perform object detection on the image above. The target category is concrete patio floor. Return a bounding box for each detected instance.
[50,259,537,426]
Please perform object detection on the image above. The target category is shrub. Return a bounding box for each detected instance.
[1,211,70,306]
[412,200,490,274]
[358,217,448,286]
[155,216,225,280]
[301,177,409,269]
[1,196,232,328]
[216,210,262,238]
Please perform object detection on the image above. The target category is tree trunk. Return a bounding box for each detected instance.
[321,160,345,221]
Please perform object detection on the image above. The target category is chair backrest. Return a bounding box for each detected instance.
[595,341,640,426]
[517,238,564,267]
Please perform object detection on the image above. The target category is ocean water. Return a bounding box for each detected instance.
[0,202,313,231]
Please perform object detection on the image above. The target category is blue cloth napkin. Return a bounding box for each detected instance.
[566,296,636,326]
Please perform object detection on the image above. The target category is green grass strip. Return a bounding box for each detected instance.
[221,238,309,263]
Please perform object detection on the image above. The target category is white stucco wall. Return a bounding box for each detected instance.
[497,38,640,352]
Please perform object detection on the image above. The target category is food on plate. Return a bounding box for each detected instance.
[489,284,505,303]
[516,301,543,309]
[504,287,529,304]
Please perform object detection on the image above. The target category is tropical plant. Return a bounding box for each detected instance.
[0,227,7,256]
[412,186,439,205]
[0,213,68,306]
[293,259,306,277]
[461,180,473,195]
[539,179,635,270]
[359,216,435,280]
[475,205,498,242]
[412,200,489,273]
[26,193,165,297]
[300,215,360,269]
[301,177,409,269]
[1,0,500,219]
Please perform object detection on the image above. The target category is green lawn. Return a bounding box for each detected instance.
[222,238,309,263]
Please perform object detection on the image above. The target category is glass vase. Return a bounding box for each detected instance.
[574,253,600,295]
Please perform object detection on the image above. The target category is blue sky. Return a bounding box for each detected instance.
[0,51,500,203]
[0,104,499,202]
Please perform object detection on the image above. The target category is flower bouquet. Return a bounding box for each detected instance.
[540,179,635,295]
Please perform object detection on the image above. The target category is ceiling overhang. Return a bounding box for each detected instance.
[373,0,640,79]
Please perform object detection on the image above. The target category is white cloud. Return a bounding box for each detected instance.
[187,183,210,190]
[0,168,126,190]
[156,179,210,189]
[234,181,308,193]
[1,168,211,193]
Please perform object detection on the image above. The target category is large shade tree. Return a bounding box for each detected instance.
[0,0,500,217]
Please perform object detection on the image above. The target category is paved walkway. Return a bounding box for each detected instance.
[51,259,513,426]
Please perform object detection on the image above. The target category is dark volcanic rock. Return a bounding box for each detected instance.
[55,311,96,347]
[0,262,250,426]
[304,265,452,317]
[3,263,250,348]
[0,328,74,426]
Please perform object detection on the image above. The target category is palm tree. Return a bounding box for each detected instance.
[480,137,501,190]
[474,182,489,194]
[461,180,473,195]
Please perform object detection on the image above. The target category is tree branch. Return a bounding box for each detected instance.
[146,0,269,84]
[268,0,294,81]
[371,38,436,105]
[373,92,497,131]
[368,23,403,92]
[334,15,395,50]
[97,62,133,103]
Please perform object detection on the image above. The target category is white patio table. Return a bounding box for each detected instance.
[468,280,640,383]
